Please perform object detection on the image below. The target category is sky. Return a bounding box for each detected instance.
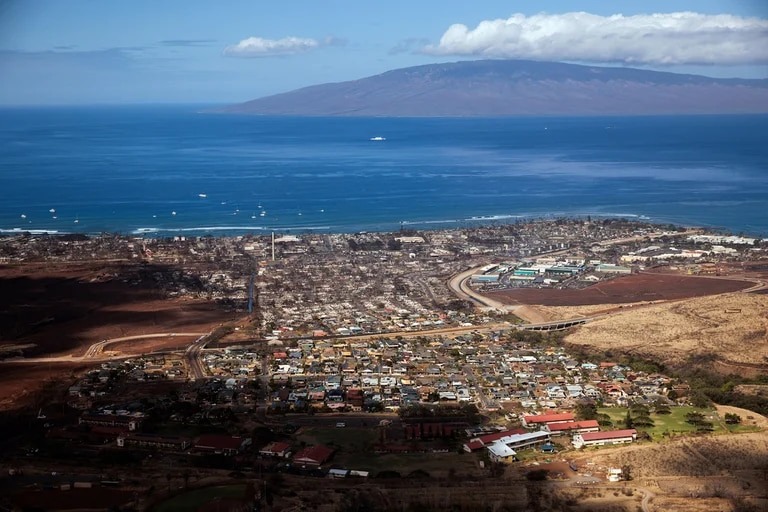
[1,0,767,105]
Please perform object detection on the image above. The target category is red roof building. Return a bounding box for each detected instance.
[259,441,292,458]
[194,435,252,456]
[463,428,527,452]
[545,420,600,435]
[521,412,575,427]
[292,445,334,467]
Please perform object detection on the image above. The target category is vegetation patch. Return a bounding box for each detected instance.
[152,484,247,512]
[597,406,725,439]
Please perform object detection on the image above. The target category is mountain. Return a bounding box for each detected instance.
[220,59,768,116]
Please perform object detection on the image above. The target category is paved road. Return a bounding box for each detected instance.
[84,332,204,358]
[1,332,205,364]
[447,265,513,312]
[184,334,212,380]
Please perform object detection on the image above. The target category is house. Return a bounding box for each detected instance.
[521,412,575,428]
[293,444,335,467]
[259,441,292,458]
[194,435,252,456]
[545,420,600,435]
[572,429,637,449]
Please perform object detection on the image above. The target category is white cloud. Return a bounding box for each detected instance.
[423,12,768,65]
[223,36,320,57]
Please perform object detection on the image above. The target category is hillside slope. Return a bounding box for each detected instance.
[220,59,768,116]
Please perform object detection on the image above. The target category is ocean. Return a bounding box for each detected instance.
[1,106,767,237]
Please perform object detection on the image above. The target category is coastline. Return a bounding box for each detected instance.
[0,214,748,239]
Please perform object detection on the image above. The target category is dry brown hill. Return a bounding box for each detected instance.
[565,293,768,371]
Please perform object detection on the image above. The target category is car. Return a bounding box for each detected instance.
[335,422,346,428]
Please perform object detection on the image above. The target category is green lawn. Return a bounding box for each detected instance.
[332,450,481,477]
[597,406,724,440]
[153,485,247,512]
[296,426,378,450]
[295,426,481,476]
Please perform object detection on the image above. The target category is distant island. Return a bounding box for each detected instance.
[218,59,768,117]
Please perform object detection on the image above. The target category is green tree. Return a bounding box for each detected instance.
[632,415,655,428]
[624,411,634,429]
[575,403,597,420]
[690,391,711,408]
[685,411,705,425]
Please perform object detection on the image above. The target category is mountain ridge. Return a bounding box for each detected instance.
[219,59,768,116]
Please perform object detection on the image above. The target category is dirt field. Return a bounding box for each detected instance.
[0,262,232,358]
[0,362,94,411]
[565,292,768,369]
[485,272,752,307]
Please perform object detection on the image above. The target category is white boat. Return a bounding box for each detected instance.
[260,211,266,217]
[370,136,386,141]
[20,214,26,219]
[49,208,56,213]
[198,193,207,198]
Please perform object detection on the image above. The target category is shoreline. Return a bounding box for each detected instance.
[0,214,744,240]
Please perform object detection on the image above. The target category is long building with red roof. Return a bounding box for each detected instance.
[545,420,599,435]
[521,412,575,428]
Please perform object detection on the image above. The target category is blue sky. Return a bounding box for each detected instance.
[1,0,767,105]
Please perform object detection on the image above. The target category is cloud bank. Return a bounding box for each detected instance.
[423,11,768,65]
[224,36,320,57]
[159,39,217,47]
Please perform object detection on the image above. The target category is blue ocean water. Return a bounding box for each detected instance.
[1,105,767,236]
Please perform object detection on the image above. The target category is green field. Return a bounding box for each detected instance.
[295,426,480,476]
[296,426,378,449]
[597,406,725,439]
[153,485,247,512]
[332,450,481,476]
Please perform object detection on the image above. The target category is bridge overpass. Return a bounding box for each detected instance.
[516,317,594,331]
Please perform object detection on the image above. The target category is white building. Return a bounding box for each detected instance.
[573,429,637,449]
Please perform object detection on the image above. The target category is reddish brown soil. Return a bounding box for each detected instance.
[0,362,94,411]
[106,335,201,355]
[485,272,751,307]
[0,262,233,358]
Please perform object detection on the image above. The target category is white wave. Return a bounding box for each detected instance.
[132,226,267,234]
[467,214,524,221]
[582,212,640,218]
[0,228,61,234]
[401,219,460,225]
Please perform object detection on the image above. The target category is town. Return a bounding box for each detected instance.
[1,218,767,511]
